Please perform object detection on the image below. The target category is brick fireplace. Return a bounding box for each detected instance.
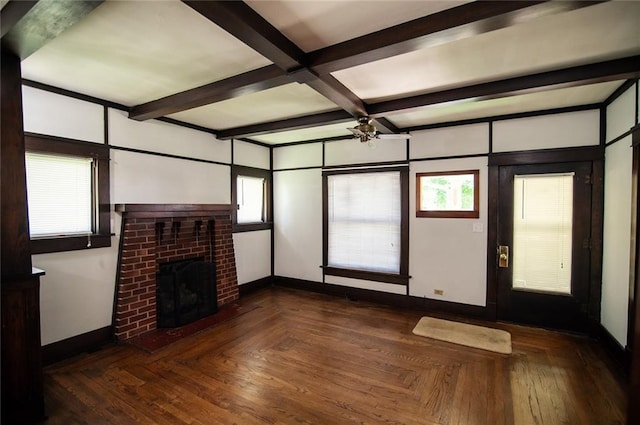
[113,204,238,341]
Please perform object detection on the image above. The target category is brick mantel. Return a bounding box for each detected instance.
[113,204,238,340]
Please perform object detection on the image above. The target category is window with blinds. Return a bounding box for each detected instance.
[237,175,265,224]
[512,173,574,294]
[327,170,401,274]
[25,152,94,237]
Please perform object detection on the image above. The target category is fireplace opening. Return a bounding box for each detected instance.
[156,257,217,328]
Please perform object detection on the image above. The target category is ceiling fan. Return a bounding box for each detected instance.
[348,117,411,143]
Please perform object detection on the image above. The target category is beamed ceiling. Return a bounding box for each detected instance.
[2,0,639,146]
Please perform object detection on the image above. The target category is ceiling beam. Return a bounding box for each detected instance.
[182,0,369,120]
[308,1,605,75]
[217,110,353,140]
[129,65,291,121]
[369,55,640,116]
[1,0,102,59]
[0,1,38,39]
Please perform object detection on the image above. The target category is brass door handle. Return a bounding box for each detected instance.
[498,246,509,268]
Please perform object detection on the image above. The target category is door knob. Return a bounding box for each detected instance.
[498,245,509,268]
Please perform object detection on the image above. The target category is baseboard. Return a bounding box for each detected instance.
[42,325,113,366]
[273,276,489,319]
[238,276,274,297]
[596,323,630,376]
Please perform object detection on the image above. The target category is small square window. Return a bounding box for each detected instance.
[416,170,479,218]
[231,165,272,232]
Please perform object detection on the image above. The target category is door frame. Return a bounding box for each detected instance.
[486,146,604,331]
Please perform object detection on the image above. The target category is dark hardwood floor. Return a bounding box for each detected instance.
[43,287,626,424]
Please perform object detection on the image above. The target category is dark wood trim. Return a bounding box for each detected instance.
[404,104,601,133]
[238,276,274,298]
[22,78,129,111]
[630,124,640,422]
[2,0,103,59]
[218,110,352,140]
[486,165,499,320]
[488,121,494,154]
[589,158,605,329]
[237,137,273,149]
[605,127,635,147]
[305,74,367,117]
[1,49,32,280]
[115,203,232,215]
[273,276,488,319]
[103,105,109,145]
[275,135,350,148]
[600,106,607,147]
[129,65,291,121]
[233,222,273,233]
[488,146,604,166]
[596,324,630,375]
[373,117,399,134]
[273,166,323,173]
[322,166,409,286]
[24,133,112,254]
[0,0,38,39]
[231,164,272,228]
[604,79,637,107]
[154,116,219,137]
[32,234,111,255]
[269,147,275,277]
[307,1,600,75]
[410,153,489,163]
[370,57,640,116]
[322,161,409,171]
[416,170,480,219]
[42,326,113,366]
[109,145,230,167]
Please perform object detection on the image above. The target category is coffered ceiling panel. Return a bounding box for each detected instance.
[168,83,340,130]
[21,0,272,106]
[333,1,640,103]
[389,80,623,128]
[245,0,467,52]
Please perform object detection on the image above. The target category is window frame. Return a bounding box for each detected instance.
[322,166,409,286]
[231,165,272,233]
[25,133,111,254]
[415,169,480,219]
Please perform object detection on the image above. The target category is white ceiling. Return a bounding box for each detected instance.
[14,0,640,145]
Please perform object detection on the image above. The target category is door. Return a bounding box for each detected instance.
[496,161,592,332]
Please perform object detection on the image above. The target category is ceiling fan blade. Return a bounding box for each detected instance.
[347,127,365,137]
[377,133,412,139]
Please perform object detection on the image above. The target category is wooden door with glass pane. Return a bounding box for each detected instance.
[496,161,592,332]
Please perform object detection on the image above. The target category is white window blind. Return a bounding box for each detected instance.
[512,173,573,294]
[327,171,401,274]
[25,152,93,237]
[237,175,265,224]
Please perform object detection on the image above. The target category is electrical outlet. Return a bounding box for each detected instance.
[434,289,444,295]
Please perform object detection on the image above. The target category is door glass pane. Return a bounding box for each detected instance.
[512,173,573,294]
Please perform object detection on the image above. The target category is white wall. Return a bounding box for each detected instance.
[23,87,268,345]
[409,156,488,306]
[274,168,323,282]
[602,83,637,346]
[234,230,271,284]
[493,110,600,152]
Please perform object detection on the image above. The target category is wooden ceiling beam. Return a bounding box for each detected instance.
[1,0,102,59]
[308,1,604,75]
[217,110,353,140]
[0,0,38,39]
[129,65,291,121]
[182,0,369,121]
[369,56,640,116]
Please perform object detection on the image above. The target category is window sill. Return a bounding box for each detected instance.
[31,234,112,254]
[232,222,273,233]
[323,266,409,285]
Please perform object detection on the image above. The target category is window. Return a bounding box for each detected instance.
[231,165,272,232]
[416,170,479,218]
[323,166,409,285]
[25,134,111,254]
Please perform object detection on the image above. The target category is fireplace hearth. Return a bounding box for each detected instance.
[157,258,217,328]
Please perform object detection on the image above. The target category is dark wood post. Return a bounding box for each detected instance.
[1,48,46,424]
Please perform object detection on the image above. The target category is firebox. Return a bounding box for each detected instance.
[156,257,217,328]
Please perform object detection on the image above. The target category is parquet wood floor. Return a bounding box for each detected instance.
[42,287,626,424]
